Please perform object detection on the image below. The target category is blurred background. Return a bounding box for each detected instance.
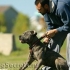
[0,0,66,70]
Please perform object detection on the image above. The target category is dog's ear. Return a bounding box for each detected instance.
[30,30,37,36]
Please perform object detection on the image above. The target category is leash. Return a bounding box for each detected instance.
[38,35,51,43]
[29,35,51,55]
[31,35,47,47]
[30,34,51,49]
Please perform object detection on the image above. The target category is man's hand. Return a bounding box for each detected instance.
[43,29,58,43]
[46,29,58,38]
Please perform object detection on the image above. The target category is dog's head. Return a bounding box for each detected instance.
[19,30,37,43]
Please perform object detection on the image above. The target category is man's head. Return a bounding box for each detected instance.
[35,0,50,15]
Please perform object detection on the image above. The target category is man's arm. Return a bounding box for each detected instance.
[56,4,70,33]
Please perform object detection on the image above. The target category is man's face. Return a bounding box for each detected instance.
[35,3,50,15]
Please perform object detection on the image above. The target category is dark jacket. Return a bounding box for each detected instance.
[44,0,70,33]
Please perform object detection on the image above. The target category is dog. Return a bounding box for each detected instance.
[19,30,68,70]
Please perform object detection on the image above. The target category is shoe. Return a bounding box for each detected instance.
[41,66,51,70]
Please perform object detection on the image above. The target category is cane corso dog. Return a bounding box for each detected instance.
[19,30,68,70]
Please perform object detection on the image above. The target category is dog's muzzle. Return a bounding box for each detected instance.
[19,35,24,43]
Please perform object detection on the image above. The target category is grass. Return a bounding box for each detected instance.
[60,39,67,58]
[0,35,67,70]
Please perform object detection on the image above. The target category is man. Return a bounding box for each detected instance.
[34,0,70,70]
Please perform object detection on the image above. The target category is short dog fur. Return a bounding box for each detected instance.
[19,30,68,70]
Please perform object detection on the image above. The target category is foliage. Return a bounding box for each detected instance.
[0,14,6,33]
[12,13,30,35]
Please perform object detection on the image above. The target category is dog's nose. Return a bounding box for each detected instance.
[19,35,21,40]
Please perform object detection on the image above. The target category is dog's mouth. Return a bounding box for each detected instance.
[19,36,25,43]
[19,39,24,43]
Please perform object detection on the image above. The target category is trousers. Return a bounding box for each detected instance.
[49,32,67,53]
[67,33,70,70]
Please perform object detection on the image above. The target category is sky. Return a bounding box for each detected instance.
[0,0,37,17]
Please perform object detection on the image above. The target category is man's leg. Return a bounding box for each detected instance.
[49,32,67,52]
[67,33,70,70]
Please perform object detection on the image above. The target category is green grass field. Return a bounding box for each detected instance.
[0,36,67,70]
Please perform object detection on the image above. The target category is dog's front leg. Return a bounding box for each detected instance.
[19,54,35,70]
[35,59,42,70]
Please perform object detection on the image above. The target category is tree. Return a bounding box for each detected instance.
[12,13,30,35]
[0,14,6,33]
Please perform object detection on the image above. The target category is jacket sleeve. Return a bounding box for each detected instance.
[56,4,70,33]
[44,14,54,30]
